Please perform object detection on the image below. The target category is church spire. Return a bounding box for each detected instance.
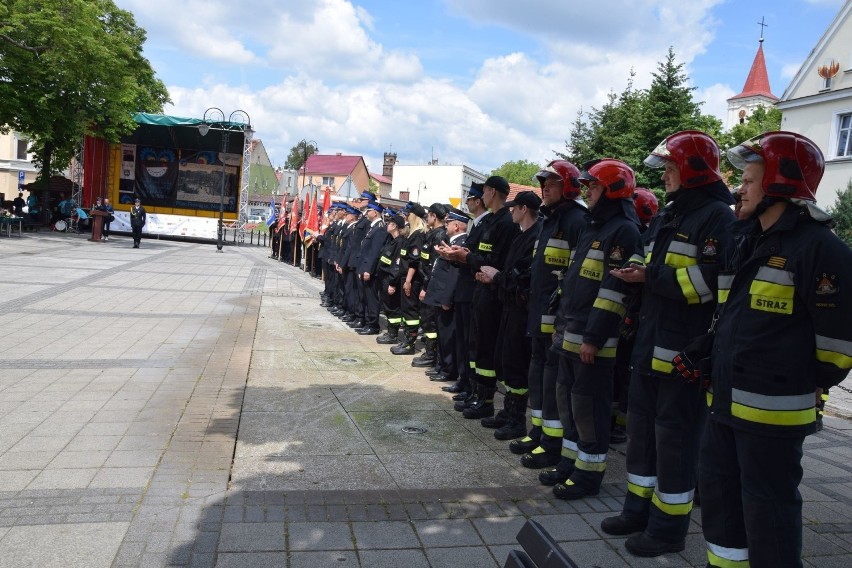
[729,29,778,102]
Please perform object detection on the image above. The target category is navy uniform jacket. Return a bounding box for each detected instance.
[425,233,466,308]
[710,206,852,437]
[346,216,371,270]
[495,222,540,310]
[453,214,490,304]
[555,199,642,365]
[527,199,588,336]
[357,220,388,276]
[377,234,405,283]
[631,183,736,378]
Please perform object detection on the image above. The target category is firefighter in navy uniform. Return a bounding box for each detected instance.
[424,208,470,382]
[336,206,362,323]
[412,203,448,369]
[446,176,519,419]
[601,131,736,557]
[436,183,491,400]
[391,203,429,355]
[345,192,377,329]
[375,213,407,345]
[478,191,541,439]
[700,132,852,568]
[550,159,642,501]
[512,160,588,479]
[355,201,388,335]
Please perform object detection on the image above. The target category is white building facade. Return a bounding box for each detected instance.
[390,163,486,209]
[776,2,852,208]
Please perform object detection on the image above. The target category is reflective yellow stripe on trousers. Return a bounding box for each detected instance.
[706,542,749,568]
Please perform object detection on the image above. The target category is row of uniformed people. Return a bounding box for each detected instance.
[316,130,852,566]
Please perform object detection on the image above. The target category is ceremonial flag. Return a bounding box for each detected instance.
[299,191,312,236]
[320,186,331,233]
[304,189,321,247]
[288,195,299,235]
[276,202,288,230]
[265,196,277,227]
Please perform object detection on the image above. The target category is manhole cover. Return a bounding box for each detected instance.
[338,357,359,363]
[402,426,427,434]
[304,322,325,328]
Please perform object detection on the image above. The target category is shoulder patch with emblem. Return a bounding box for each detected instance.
[702,238,718,257]
[609,246,623,262]
[815,273,838,296]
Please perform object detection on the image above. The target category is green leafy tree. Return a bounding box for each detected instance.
[490,159,541,185]
[284,142,318,171]
[829,179,852,247]
[0,0,170,182]
[560,49,722,190]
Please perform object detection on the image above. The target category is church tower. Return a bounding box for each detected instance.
[726,21,778,129]
[382,151,397,179]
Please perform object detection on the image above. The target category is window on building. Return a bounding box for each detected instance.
[838,113,852,158]
[17,138,28,160]
[322,176,335,187]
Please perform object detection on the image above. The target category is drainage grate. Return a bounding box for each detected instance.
[402,426,427,434]
[338,357,359,363]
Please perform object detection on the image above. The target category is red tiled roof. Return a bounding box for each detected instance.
[507,182,540,201]
[370,172,392,184]
[302,154,363,176]
[729,43,778,101]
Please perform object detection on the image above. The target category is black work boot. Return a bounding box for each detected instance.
[411,338,437,367]
[480,409,510,429]
[463,385,496,419]
[539,457,575,486]
[375,325,399,345]
[520,446,561,469]
[454,380,478,411]
[509,429,540,455]
[600,514,647,536]
[390,330,417,355]
[494,393,528,440]
[624,532,684,557]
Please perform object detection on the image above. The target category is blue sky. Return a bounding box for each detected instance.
[116,0,844,178]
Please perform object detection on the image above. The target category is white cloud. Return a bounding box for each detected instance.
[123,0,730,175]
[695,83,736,123]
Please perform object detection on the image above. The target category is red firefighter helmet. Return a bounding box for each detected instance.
[727,131,824,202]
[644,130,722,188]
[578,159,635,199]
[633,187,659,225]
[535,159,582,199]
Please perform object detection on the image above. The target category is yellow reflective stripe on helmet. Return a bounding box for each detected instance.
[815,334,852,370]
[651,346,680,374]
[541,315,555,334]
[730,388,816,426]
[561,439,578,459]
[380,255,392,265]
[593,288,627,317]
[707,542,749,567]
[478,242,493,252]
[542,419,562,437]
[575,450,607,472]
[651,489,694,516]
[676,264,713,305]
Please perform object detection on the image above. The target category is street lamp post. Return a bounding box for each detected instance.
[299,139,317,197]
[417,181,427,203]
[198,107,252,252]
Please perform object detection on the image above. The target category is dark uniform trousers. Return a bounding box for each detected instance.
[363,275,382,329]
[527,337,563,454]
[435,307,457,378]
[496,307,530,393]
[453,301,472,386]
[470,286,502,387]
[355,275,367,323]
[344,270,359,316]
[379,276,401,329]
[420,303,438,342]
[555,354,613,492]
[700,419,804,568]
[400,280,423,334]
[622,372,705,542]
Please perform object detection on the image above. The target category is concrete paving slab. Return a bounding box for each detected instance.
[229,454,395,492]
[235,409,371,457]
[0,522,128,568]
[351,409,488,453]
[379,451,531,489]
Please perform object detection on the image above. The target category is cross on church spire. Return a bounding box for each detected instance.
[758,16,768,43]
